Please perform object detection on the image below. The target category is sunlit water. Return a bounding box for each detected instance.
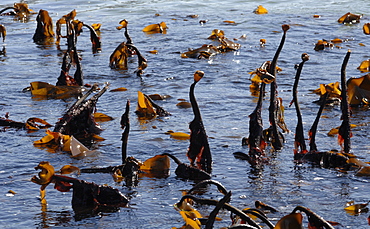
[1,0,370,228]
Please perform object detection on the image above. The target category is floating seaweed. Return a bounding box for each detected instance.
[135,91,171,119]
[181,29,240,59]
[338,12,362,24]
[0,3,35,21]
[142,21,167,34]
[31,161,129,216]
[0,114,51,130]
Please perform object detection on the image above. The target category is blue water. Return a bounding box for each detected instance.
[1,0,370,228]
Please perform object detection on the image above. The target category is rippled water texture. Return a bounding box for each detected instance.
[1,0,370,228]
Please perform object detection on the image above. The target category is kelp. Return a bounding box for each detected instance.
[267,24,290,151]
[0,3,35,21]
[55,11,84,87]
[293,51,370,175]
[312,81,341,105]
[248,61,277,92]
[0,114,51,130]
[166,131,190,140]
[135,91,171,119]
[29,81,82,99]
[142,21,167,34]
[253,5,268,14]
[338,50,352,154]
[357,59,370,72]
[187,71,212,174]
[174,191,335,229]
[290,53,309,154]
[337,12,362,24]
[162,153,211,181]
[312,73,370,106]
[314,39,334,51]
[181,44,220,59]
[242,82,267,167]
[0,24,6,42]
[347,73,370,106]
[344,200,369,215]
[56,9,101,53]
[363,23,370,35]
[32,9,54,42]
[53,83,108,139]
[181,29,240,59]
[110,19,147,75]
[186,179,228,196]
[293,53,348,166]
[31,161,129,214]
[28,12,86,99]
[81,100,170,184]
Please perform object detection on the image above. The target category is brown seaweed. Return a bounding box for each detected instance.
[53,83,107,138]
[32,9,54,42]
[32,161,128,215]
[162,152,211,181]
[267,24,290,150]
[187,71,212,173]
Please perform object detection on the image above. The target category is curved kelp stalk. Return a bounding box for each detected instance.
[187,71,212,174]
[82,23,101,53]
[186,179,228,196]
[293,51,355,170]
[255,200,278,213]
[338,50,352,154]
[32,9,54,43]
[176,195,262,229]
[290,206,335,229]
[31,161,129,215]
[290,53,309,154]
[205,191,232,229]
[162,153,211,180]
[0,3,34,20]
[267,24,290,150]
[0,7,16,15]
[240,209,275,229]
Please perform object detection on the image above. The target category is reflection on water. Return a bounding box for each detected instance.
[35,204,73,228]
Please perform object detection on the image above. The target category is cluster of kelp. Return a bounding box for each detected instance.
[1,3,370,228]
